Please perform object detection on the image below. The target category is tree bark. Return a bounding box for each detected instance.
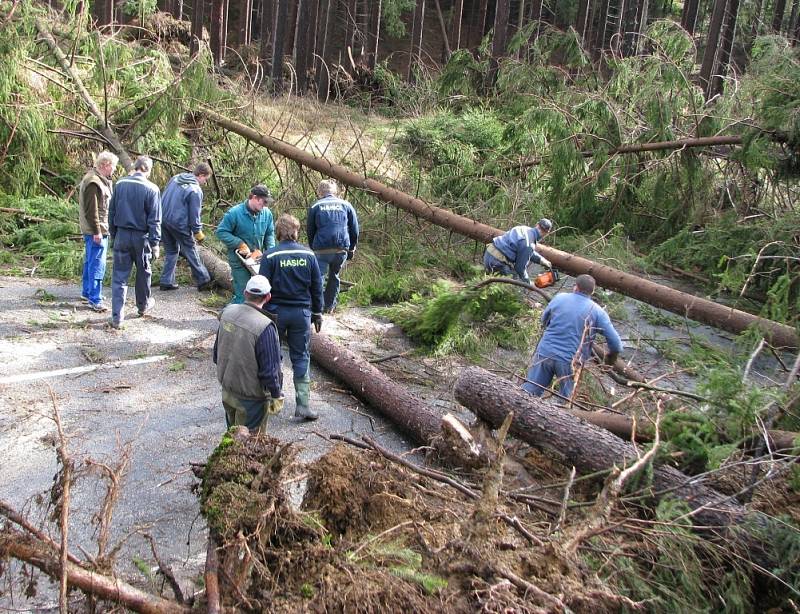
[310,334,442,444]
[210,0,226,64]
[316,0,333,99]
[260,0,274,70]
[699,0,728,99]
[0,530,189,614]
[199,107,800,348]
[239,0,253,45]
[773,0,787,31]
[433,0,451,61]
[453,367,762,543]
[408,0,426,82]
[293,0,312,93]
[189,0,205,56]
[366,0,382,69]
[451,0,464,50]
[272,0,289,91]
[709,0,740,97]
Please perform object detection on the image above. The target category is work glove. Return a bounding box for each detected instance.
[194,230,206,243]
[250,249,263,261]
[539,257,552,269]
[604,351,619,366]
[152,244,161,260]
[346,250,355,261]
[311,313,323,333]
[237,242,251,257]
[265,396,285,415]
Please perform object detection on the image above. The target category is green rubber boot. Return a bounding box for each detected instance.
[294,375,317,420]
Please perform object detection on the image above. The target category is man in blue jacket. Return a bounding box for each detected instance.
[259,214,324,420]
[484,219,553,283]
[159,163,213,291]
[108,156,161,328]
[306,179,358,313]
[213,275,284,433]
[522,274,622,400]
[216,185,276,304]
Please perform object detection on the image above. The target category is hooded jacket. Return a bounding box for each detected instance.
[162,172,204,234]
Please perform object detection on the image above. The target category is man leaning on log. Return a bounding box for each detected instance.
[523,274,622,400]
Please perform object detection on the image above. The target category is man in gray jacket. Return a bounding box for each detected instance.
[213,275,284,432]
[159,162,213,291]
[108,155,162,328]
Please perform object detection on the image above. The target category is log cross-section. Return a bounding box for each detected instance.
[199,108,799,348]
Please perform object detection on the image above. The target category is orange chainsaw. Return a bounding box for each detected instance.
[533,267,559,288]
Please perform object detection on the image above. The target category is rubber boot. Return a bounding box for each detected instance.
[294,376,317,420]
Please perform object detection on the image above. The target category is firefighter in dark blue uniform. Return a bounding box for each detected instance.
[259,213,324,420]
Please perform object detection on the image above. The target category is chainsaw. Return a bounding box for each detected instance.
[533,267,559,288]
[236,250,261,276]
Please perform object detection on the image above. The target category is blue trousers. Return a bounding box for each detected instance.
[483,250,514,277]
[82,235,107,306]
[111,228,153,324]
[160,225,211,287]
[316,251,347,312]
[266,304,311,379]
[522,353,576,398]
[228,257,251,304]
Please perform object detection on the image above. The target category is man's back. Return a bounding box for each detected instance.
[536,292,621,362]
[307,196,358,251]
[110,172,161,235]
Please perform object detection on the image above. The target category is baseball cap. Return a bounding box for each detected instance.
[537,218,553,231]
[250,184,274,202]
[245,275,271,296]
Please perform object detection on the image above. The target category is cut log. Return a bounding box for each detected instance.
[197,244,233,291]
[0,529,188,614]
[200,108,799,348]
[453,367,762,541]
[309,333,441,444]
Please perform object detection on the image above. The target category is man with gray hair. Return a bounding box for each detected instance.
[159,162,213,291]
[79,150,118,312]
[522,274,622,400]
[306,179,359,313]
[108,155,162,328]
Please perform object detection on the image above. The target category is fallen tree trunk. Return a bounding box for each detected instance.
[197,244,232,291]
[200,108,799,349]
[453,367,759,535]
[310,333,441,444]
[0,529,189,614]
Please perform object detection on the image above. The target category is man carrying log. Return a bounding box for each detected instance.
[259,214,324,421]
[159,162,214,292]
[213,275,284,432]
[483,218,553,283]
[78,150,118,312]
[523,274,622,399]
[215,185,276,304]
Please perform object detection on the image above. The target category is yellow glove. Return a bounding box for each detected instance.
[266,396,284,415]
[237,242,251,257]
[251,249,263,261]
[194,230,206,243]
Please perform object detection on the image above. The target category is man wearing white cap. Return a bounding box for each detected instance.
[484,218,553,284]
[213,275,284,432]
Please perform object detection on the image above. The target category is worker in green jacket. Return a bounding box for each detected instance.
[215,185,276,303]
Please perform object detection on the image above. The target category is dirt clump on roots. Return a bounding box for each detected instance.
[197,430,642,613]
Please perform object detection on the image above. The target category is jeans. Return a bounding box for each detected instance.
[522,353,576,398]
[111,228,153,324]
[160,225,211,287]
[81,235,107,305]
[316,251,347,312]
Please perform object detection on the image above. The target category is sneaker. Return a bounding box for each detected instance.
[138,297,155,316]
[159,284,179,291]
[88,302,109,312]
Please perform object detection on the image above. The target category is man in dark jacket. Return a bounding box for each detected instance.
[259,214,324,420]
[159,163,213,291]
[213,275,284,432]
[78,151,117,312]
[108,155,162,328]
[216,185,276,304]
[522,274,622,400]
[484,219,553,283]
[306,179,358,313]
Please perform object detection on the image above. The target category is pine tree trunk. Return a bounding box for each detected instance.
[190,0,205,56]
[284,0,299,56]
[344,0,357,50]
[366,0,382,69]
[272,0,289,91]
[260,0,274,69]
[773,0,787,30]
[575,0,591,45]
[294,0,312,93]
[210,0,225,64]
[488,0,510,82]
[433,0,452,61]
[316,0,334,99]
[699,0,728,99]
[476,0,489,46]
[407,0,426,82]
[239,0,253,45]
[709,0,740,97]
[451,0,464,49]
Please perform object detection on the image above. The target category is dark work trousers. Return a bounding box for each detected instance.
[265,303,311,407]
[316,251,347,312]
[160,225,211,288]
[111,228,153,325]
